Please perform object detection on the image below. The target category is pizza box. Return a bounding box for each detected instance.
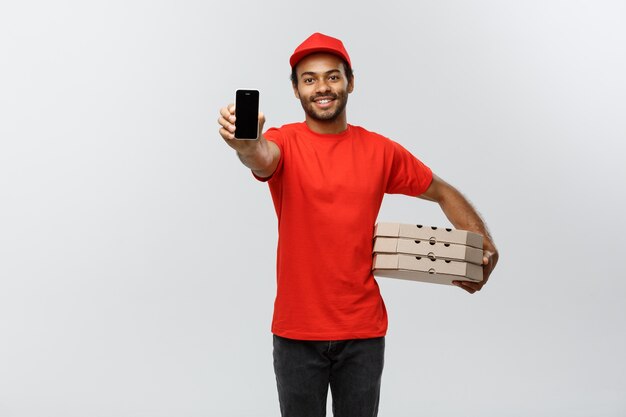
[372,253,483,286]
[373,237,483,265]
[374,223,483,249]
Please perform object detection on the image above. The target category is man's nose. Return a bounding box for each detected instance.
[315,79,331,94]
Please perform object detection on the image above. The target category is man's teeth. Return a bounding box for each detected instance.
[318,99,332,104]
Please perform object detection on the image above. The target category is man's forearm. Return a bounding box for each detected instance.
[437,185,496,251]
[420,175,498,292]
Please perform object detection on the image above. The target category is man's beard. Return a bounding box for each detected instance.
[299,90,349,122]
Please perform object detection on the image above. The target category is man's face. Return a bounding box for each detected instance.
[292,53,354,122]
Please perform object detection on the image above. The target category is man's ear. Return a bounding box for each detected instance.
[347,75,355,94]
[292,83,300,99]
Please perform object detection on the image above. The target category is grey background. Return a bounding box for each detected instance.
[1,0,625,416]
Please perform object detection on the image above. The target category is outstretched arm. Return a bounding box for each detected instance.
[419,174,499,293]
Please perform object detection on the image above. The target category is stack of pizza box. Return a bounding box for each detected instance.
[372,222,484,286]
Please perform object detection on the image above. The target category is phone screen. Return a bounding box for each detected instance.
[235,89,259,139]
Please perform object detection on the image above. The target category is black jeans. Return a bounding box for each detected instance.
[273,335,385,417]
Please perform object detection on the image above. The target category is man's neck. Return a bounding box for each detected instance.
[305,113,348,134]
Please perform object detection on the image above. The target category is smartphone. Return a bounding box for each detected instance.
[234,89,260,140]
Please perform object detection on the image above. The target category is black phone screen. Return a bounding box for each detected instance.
[235,90,259,139]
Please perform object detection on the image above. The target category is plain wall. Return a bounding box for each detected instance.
[1,1,625,416]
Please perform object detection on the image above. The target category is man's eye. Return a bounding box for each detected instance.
[329,75,339,81]
[304,78,314,83]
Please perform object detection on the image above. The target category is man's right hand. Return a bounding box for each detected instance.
[217,103,280,178]
[218,103,266,155]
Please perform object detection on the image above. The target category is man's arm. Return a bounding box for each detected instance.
[419,174,499,294]
[218,104,281,178]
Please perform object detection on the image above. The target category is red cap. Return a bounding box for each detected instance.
[289,32,352,69]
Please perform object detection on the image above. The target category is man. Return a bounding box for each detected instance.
[218,32,498,417]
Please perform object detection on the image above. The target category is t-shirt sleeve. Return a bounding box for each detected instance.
[252,127,284,183]
[385,140,433,196]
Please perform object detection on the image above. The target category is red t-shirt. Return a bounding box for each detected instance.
[254,122,433,340]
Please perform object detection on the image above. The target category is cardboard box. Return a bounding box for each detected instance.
[374,223,483,249]
[372,253,483,286]
[373,237,483,265]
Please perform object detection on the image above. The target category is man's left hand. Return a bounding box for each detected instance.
[452,248,499,294]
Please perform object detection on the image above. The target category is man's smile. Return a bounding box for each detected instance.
[312,95,336,109]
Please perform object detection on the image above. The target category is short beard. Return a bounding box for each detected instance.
[300,91,349,122]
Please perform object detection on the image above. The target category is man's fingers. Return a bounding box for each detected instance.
[481,249,497,283]
[224,103,235,114]
[453,280,481,294]
[482,250,493,265]
[218,105,237,142]
[220,105,236,121]
[218,116,236,133]
[459,283,477,294]
[453,247,493,294]
[219,127,234,140]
